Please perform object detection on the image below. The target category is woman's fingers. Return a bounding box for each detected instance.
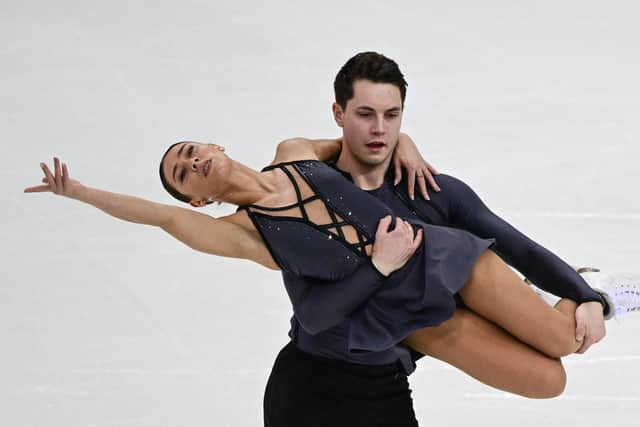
[426,161,439,176]
[54,157,63,191]
[393,157,402,186]
[62,162,70,192]
[25,163,53,193]
[26,158,74,195]
[424,165,441,192]
[41,163,57,192]
[407,170,416,200]
[416,173,429,200]
[24,184,53,193]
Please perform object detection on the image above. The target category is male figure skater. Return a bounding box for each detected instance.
[263,52,607,427]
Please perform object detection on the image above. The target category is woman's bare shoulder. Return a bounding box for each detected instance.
[269,137,320,165]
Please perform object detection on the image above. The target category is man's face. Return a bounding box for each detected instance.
[333,79,403,167]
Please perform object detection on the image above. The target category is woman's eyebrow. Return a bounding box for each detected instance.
[172,143,188,182]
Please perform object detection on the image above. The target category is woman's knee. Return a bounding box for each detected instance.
[528,361,567,398]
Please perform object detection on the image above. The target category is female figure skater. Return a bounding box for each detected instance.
[25,139,638,400]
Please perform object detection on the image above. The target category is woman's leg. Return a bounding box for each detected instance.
[404,308,567,398]
[459,250,582,359]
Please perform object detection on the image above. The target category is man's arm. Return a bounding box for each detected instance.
[283,262,385,334]
[399,174,605,352]
[285,216,422,334]
[443,176,601,303]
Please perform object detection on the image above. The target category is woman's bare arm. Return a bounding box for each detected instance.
[272,134,441,199]
[271,137,342,164]
[25,158,275,269]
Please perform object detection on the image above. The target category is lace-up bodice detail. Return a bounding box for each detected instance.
[240,160,392,279]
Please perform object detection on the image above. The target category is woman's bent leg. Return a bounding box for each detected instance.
[459,250,582,358]
[404,308,567,398]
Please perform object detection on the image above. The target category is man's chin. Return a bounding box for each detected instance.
[355,152,391,167]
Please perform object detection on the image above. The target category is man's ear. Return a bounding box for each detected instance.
[332,102,344,127]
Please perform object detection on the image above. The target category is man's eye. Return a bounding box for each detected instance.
[180,169,187,183]
[358,112,371,117]
[188,145,194,157]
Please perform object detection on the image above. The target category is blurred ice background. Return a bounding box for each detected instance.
[1,1,638,425]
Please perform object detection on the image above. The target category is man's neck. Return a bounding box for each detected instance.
[335,151,392,191]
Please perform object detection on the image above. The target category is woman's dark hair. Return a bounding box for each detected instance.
[334,51,408,110]
[159,141,192,204]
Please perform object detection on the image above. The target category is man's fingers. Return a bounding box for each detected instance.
[405,222,416,247]
[412,228,423,250]
[576,339,593,354]
[575,321,586,342]
[403,220,412,238]
[395,217,403,234]
[376,215,392,235]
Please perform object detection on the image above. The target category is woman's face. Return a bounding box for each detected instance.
[162,141,230,206]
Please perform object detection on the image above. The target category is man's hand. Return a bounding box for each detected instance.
[371,216,423,276]
[393,133,440,200]
[574,301,606,354]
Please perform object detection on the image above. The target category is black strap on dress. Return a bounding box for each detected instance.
[245,163,372,256]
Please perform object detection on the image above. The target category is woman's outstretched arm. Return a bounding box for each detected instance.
[25,158,273,268]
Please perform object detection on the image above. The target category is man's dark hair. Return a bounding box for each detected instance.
[159,141,192,204]
[333,51,408,109]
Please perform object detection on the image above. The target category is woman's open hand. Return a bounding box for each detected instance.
[371,216,423,276]
[24,157,83,199]
[393,133,440,200]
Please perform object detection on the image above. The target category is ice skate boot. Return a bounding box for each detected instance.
[579,270,640,320]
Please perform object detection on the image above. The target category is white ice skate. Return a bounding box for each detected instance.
[524,267,640,320]
[579,269,640,320]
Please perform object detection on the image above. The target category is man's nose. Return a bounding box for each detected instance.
[372,116,385,135]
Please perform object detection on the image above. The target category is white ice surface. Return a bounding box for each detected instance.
[1,1,639,426]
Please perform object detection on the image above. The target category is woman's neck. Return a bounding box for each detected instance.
[215,160,280,207]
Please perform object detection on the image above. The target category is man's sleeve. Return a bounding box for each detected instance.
[283,261,386,335]
[412,174,602,304]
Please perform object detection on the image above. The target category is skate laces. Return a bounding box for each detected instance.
[605,274,640,317]
[581,271,640,318]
